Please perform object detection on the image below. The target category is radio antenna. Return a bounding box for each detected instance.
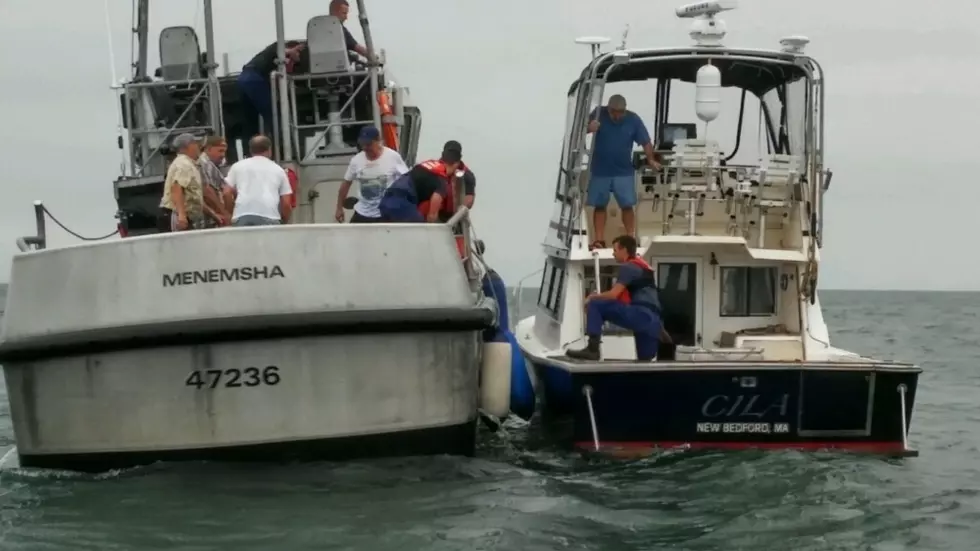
[618,24,630,50]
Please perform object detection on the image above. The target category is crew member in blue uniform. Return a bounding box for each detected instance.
[379,150,461,222]
[236,40,306,152]
[566,234,663,361]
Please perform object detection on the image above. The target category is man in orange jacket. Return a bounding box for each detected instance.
[378,149,461,222]
[566,234,663,361]
[416,140,475,222]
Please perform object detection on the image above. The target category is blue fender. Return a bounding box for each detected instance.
[481,269,535,420]
[505,328,535,420]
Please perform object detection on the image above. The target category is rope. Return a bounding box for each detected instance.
[42,206,120,241]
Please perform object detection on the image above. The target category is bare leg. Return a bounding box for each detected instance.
[593,207,607,245]
[621,207,635,237]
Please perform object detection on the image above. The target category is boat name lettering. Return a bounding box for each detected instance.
[696,422,791,434]
[700,393,790,418]
[162,265,285,287]
[185,366,281,389]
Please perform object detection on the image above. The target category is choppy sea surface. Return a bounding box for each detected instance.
[0,288,977,550]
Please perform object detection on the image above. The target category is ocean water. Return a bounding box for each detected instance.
[0,289,977,550]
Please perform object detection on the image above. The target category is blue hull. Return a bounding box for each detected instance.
[531,357,921,456]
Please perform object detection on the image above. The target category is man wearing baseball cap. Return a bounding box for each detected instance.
[379,149,460,223]
[160,133,207,231]
[336,125,409,223]
[417,140,476,222]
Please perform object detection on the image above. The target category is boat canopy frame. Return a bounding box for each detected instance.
[554,46,827,248]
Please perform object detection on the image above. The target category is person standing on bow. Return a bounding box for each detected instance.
[160,133,207,232]
[586,94,660,249]
[566,235,663,362]
[378,149,461,222]
[335,126,409,223]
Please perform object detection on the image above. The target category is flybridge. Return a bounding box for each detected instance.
[162,266,286,287]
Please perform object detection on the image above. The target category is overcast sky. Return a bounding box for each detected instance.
[0,0,977,289]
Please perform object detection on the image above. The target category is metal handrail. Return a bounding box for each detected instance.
[559,53,819,249]
[290,72,371,160]
[445,207,476,285]
[15,202,46,252]
[511,267,544,325]
[132,84,210,178]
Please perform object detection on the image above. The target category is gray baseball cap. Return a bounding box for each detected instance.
[172,133,200,150]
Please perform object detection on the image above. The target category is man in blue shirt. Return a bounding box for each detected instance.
[586,94,660,249]
[567,235,663,362]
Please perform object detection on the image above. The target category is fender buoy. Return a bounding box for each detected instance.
[476,270,536,421]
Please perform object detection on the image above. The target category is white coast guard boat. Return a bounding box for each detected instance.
[0,0,527,472]
[515,1,922,457]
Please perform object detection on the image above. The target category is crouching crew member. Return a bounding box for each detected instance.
[417,141,475,222]
[379,148,461,222]
[566,235,663,361]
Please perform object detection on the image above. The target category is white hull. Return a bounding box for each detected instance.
[0,224,494,470]
[3,331,480,460]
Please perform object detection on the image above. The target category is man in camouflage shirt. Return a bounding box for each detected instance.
[160,133,207,231]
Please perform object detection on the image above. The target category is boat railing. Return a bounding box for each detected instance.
[273,68,381,163]
[511,268,545,325]
[15,202,46,252]
[446,206,479,286]
[121,80,218,179]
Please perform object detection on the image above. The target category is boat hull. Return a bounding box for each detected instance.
[3,331,481,472]
[531,358,921,457]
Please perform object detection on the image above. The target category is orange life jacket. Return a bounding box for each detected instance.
[618,256,656,305]
[417,159,450,178]
[285,167,298,208]
[414,160,465,257]
[414,160,451,215]
[439,161,470,217]
[377,90,399,151]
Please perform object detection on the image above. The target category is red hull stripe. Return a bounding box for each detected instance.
[575,441,916,456]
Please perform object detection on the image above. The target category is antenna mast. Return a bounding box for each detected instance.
[103,0,126,176]
[618,25,630,50]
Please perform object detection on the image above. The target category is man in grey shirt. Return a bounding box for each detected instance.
[198,136,233,227]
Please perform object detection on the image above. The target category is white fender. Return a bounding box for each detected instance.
[479,342,512,418]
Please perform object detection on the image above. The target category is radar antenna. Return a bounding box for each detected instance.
[675,0,737,47]
[574,36,611,59]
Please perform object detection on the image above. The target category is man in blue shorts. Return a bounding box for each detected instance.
[586,94,660,249]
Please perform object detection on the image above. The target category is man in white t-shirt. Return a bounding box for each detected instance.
[223,135,293,226]
[335,125,409,223]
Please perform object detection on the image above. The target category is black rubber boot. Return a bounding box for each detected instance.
[566,336,601,361]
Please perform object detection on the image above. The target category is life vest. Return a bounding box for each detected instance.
[617,256,657,305]
[439,162,470,218]
[377,90,399,151]
[417,159,449,178]
[285,167,298,208]
[414,160,466,258]
[413,159,451,211]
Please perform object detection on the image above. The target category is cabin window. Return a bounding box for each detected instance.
[720,267,778,317]
[537,258,566,318]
